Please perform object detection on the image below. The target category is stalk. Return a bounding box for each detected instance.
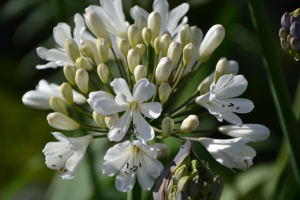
[111,48,125,78]
[248,0,300,185]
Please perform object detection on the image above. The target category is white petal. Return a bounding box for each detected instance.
[133,141,157,158]
[73,14,85,45]
[133,78,155,103]
[45,148,72,170]
[215,75,248,99]
[153,0,169,35]
[130,5,149,21]
[87,91,115,109]
[133,108,154,143]
[138,102,162,119]
[137,162,154,190]
[115,93,131,106]
[141,154,164,178]
[111,78,134,101]
[36,47,73,65]
[104,142,132,161]
[234,146,256,170]
[102,149,130,176]
[221,111,243,127]
[42,141,69,155]
[168,3,189,34]
[92,97,127,115]
[170,16,188,38]
[36,62,59,69]
[220,98,254,113]
[115,169,136,192]
[61,152,84,179]
[108,108,133,141]
[22,90,52,109]
[53,23,72,48]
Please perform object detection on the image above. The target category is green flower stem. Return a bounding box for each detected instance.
[74,103,92,114]
[93,134,108,139]
[72,85,89,98]
[104,62,114,81]
[168,54,183,84]
[151,85,158,102]
[72,103,93,119]
[248,0,300,185]
[111,48,125,78]
[150,53,159,83]
[89,77,99,91]
[104,82,114,95]
[170,64,188,94]
[146,46,151,80]
[125,58,133,91]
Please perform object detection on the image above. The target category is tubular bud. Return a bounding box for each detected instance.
[80,45,93,59]
[75,69,89,94]
[85,11,112,47]
[290,37,300,51]
[161,34,172,57]
[135,16,147,44]
[197,71,214,94]
[162,117,174,138]
[180,24,192,48]
[279,28,287,39]
[152,143,167,159]
[200,182,211,197]
[291,22,300,40]
[82,40,102,65]
[154,36,162,54]
[47,112,80,130]
[159,82,171,103]
[49,96,69,116]
[180,115,199,134]
[63,65,76,85]
[142,27,152,47]
[97,63,109,84]
[174,165,188,184]
[281,38,290,52]
[214,57,229,83]
[177,176,190,192]
[127,48,140,73]
[128,24,140,48]
[281,12,290,31]
[190,26,203,48]
[75,57,86,70]
[135,43,145,61]
[167,42,182,67]
[61,82,73,105]
[64,39,81,64]
[155,57,174,85]
[189,175,202,198]
[134,65,147,82]
[83,57,93,71]
[148,11,161,45]
[228,60,239,75]
[119,38,131,58]
[96,38,110,63]
[93,111,106,129]
[105,114,119,128]
[208,175,223,200]
[197,25,225,62]
[183,43,195,66]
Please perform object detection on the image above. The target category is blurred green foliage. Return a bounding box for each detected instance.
[0,0,300,199]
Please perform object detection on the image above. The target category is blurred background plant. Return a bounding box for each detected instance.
[0,0,299,199]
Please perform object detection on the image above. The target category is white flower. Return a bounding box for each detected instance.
[199,137,256,170]
[195,74,254,127]
[130,0,189,38]
[102,140,164,192]
[218,124,270,143]
[22,79,86,109]
[36,14,92,69]
[88,78,162,143]
[42,132,93,180]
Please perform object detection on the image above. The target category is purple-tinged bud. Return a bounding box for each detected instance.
[290,22,300,40]
[281,38,290,52]
[291,16,300,25]
[287,35,293,44]
[279,28,287,39]
[281,12,290,31]
[290,37,300,51]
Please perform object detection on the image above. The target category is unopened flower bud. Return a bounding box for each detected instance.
[93,111,106,129]
[152,143,167,159]
[85,11,112,47]
[174,165,188,184]
[80,45,93,58]
[64,39,81,64]
[75,69,89,94]
[127,49,140,73]
[75,57,86,70]
[61,82,73,105]
[189,175,202,198]
[161,34,172,57]
[176,191,189,200]
[128,24,140,48]
[119,39,131,58]
[167,42,182,67]
[200,182,211,196]
[290,22,300,40]
[63,65,76,85]
[180,24,192,48]
[96,38,110,63]
[281,38,290,52]
[159,82,171,103]
[134,65,147,82]
[135,43,145,60]
[190,26,203,49]
[228,60,239,75]
[183,43,195,66]
[97,63,109,83]
[180,115,199,134]
[148,11,161,45]
[290,37,300,51]
[82,40,102,65]
[197,25,225,62]
[181,155,191,169]
[214,57,229,83]
[197,71,214,95]
[291,16,300,24]
[199,160,208,180]
[142,27,152,47]
[154,36,162,54]
[83,57,93,71]
[208,175,223,200]
[281,12,290,31]
[177,176,190,192]
[155,57,174,85]
[162,117,174,138]
[105,114,119,128]
[191,159,200,172]
[135,16,147,44]
[279,28,287,39]
[287,34,293,44]
[47,112,80,130]
[204,167,214,186]
[49,96,69,116]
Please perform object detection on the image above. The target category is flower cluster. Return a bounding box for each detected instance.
[22,0,270,195]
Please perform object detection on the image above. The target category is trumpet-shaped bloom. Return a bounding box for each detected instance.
[196,75,254,127]
[89,78,162,143]
[102,140,164,192]
[22,79,86,110]
[36,14,93,69]
[199,137,256,170]
[89,78,162,142]
[130,0,189,38]
[42,132,93,180]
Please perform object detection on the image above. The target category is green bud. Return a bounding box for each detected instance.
[207,175,223,200]
[191,160,200,172]
[183,43,195,66]
[142,27,152,47]
[49,96,69,116]
[119,38,131,58]
[197,71,214,95]
[154,36,162,54]
[135,43,145,61]
[135,16,147,44]
[174,165,188,184]
[152,143,167,159]
[180,115,199,134]
[148,11,161,45]
[127,49,140,73]
[176,191,189,200]
[161,33,172,57]
[47,112,79,130]
[198,160,208,180]
[177,176,190,192]
[190,26,203,49]
[180,24,192,48]
[189,170,199,180]
[61,82,73,105]
[205,167,215,186]
[93,111,106,129]
[180,155,191,169]
[200,182,211,197]
[82,40,102,65]
[159,82,172,103]
[134,65,147,82]
[83,57,94,71]
[97,63,109,84]
[75,69,89,94]
[167,42,182,67]
[80,45,93,59]
[214,57,229,83]
[189,175,202,198]
[96,38,110,63]
[63,65,76,85]
[64,39,81,64]
[155,57,174,85]
[128,24,140,48]
[172,185,177,194]
[167,176,174,195]
[168,192,176,200]
[162,117,174,138]
[75,57,86,70]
